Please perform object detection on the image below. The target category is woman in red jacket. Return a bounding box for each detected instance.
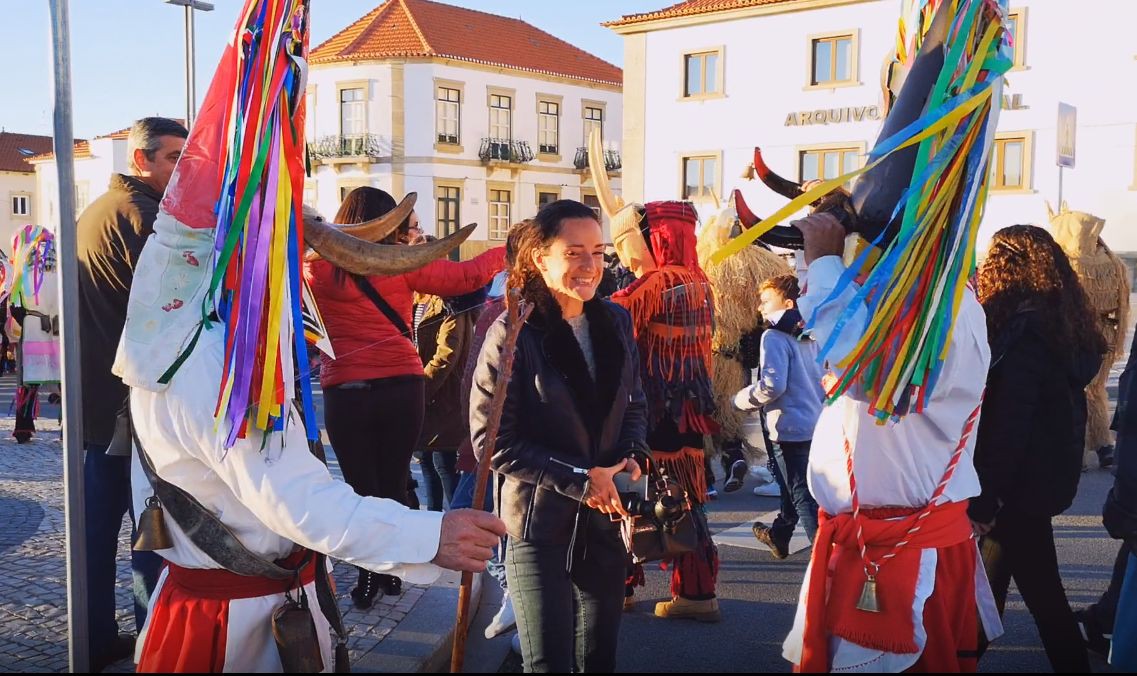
[305,187,505,608]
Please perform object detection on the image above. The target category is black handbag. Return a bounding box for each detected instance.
[617,460,703,564]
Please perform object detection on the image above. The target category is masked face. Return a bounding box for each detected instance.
[610,206,656,278]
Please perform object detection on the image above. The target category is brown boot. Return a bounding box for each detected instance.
[653,596,721,622]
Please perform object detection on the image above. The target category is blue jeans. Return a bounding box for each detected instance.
[83,443,164,650]
[507,533,625,672]
[451,471,506,590]
[770,440,819,542]
[418,449,458,512]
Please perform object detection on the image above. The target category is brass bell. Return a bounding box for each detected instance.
[856,575,881,613]
[740,162,756,181]
[133,496,174,552]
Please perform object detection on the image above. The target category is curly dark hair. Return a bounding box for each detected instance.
[977,224,1107,357]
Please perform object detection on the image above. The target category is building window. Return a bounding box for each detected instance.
[1007,9,1027,69]
[538,101,560,154]
[584,106,603,144]
[437,86,461,145]
[74,183,89,214]
[684,50,720,97]
[489,189,511,240]
[537,190,559,209]
[811,34,855,86]
[340,87,366,137]
[581,192,601,221]
[11,195,29,217]
[992,133,1030,190]
[682,155,717,202]
[436,185,461,238]
[489,94,512,141]
[800,146,861,185]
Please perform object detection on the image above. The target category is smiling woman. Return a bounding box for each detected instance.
[470,200,649,672]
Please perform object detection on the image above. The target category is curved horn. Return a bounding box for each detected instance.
[339,192,417,241]
[733,189,805,250]
[850,2,952,245]
[304,215,476,277]
[587,129,623,219]
[753,147,805,201]
[305,193,418,262]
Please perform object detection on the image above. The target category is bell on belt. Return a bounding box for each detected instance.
[133,496,173,552]
[856,575,880,613]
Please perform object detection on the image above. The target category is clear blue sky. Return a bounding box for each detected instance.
[0,0,663,139]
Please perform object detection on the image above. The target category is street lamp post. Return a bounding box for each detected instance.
[165,0,214,128]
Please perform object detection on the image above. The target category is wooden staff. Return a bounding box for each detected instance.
[451,290,531,673]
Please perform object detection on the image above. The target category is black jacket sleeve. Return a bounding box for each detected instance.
[614,307,649,458]
[470,318,590,502]
[968,334,1047,523]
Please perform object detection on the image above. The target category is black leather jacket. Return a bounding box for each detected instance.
[470,285,648,544]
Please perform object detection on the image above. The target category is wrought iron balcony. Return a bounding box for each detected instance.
[573,147,621,172]
[307,134,383,161]
[478,138,534,164]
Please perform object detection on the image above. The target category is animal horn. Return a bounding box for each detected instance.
[304,209,475,277]
[753,147,805,201]
[587,129,623,219]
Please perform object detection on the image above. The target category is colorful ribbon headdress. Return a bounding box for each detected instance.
[716,0,1013,422]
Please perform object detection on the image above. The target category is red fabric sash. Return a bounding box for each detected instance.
[798,501,972,672]
[137,550,316,673]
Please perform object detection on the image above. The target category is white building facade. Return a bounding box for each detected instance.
[305,61,622,256]
[31,135,129,233]
[611,0,1137,251]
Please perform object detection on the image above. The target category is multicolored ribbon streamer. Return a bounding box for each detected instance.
[712,0,1012,423]
[9,225,54,309]
[180,0,315,447]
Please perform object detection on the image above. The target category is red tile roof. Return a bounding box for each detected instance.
[26,119,183,162]
[0,132,56,173]
[606,0,800,28]
[311,0,622,86]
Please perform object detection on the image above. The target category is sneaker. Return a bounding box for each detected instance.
[653,596,721,622]
[485,590,517,639]
[723,460,748,493]
[1074,609,1112,658]
[706,485,719,500]
[753,483,781,497]
[750,465,775,484]
[1097,445,1116,469]
[752,521,790,559]
[510,632,523,656]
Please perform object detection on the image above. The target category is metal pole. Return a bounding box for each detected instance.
[184,5,194,127]
[1058,165,1064,209]
[47,0,88,672]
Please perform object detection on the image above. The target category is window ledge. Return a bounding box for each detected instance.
[678,92,726,102]
[803,80,863,92]
[536,152,562,163]
[990,187,1037,195]
[434,142,464,154]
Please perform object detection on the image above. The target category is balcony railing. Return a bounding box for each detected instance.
[573,146,621,172]
[478,138,534,164]
[307,134,383,161]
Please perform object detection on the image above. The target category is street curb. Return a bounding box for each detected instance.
[353,569,483,673]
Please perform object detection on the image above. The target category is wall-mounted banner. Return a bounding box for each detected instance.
[784,106,882,126]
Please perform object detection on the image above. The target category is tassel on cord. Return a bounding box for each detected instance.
[653,446,708,506]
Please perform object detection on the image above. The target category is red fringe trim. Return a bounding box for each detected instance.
[653,446,708,505]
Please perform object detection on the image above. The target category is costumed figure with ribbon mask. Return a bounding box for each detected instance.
[113,2,504,672]
[9,224,60,444]
[695,199,792,493]
[1049,203,1130,470]
[587,132,722,622]
[714,0,1012,670]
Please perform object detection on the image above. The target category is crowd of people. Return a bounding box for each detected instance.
[54,109,1137,673]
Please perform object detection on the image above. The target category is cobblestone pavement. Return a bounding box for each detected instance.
[0,382,432,673]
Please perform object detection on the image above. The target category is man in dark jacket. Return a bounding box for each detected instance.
[77,116,187,671]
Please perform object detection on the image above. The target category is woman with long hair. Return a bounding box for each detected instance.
[470,200,648,672]
[972,224,1107,672]
[304,186,504,608]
